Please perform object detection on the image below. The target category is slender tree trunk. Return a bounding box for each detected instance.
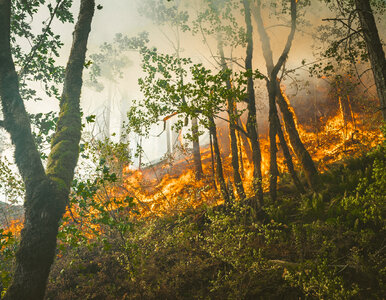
[276,86,320,189]
[276,114,304,193]
[254,0,320,191]
[267,81,279,202]
[354,0,386,120]
[217,37,245,200]
[0,1,95,299]
[191,117,204,180]
[228,110,245,199]
[166,119,171,155]
[177,46,204,180]
[236,129,245,177]
[238,118,253,163]
[209,131,217,191]
[243,0,264,208]
[209,116,229,202]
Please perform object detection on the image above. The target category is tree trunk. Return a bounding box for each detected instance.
[254,0,320,191]
[276,86,320,189]
[191,117,204,180]
[243,0,264,208]
[276,113,304,193]
[176,41,204,180]
[209,131,217,191]
[217,36,245,200]
[209,116,229,202]
[0,1,95,299]
[238,118,253,163]
[228,105,246,200]
[267,81,279,202]
[236,129,245,177]
[354,0,386,120]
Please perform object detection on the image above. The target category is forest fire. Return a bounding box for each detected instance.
[96,103,381,219]
[0,0,384,297]
[3,97,381,243]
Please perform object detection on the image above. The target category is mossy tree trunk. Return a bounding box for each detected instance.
[0,0,95,299]
[243,0,264,208]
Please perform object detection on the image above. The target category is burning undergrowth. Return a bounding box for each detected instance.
[82,96,382,223]
[3,85,383,242]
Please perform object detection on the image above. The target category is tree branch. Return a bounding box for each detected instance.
[0,0,47,188]
[271,0,297,79]
[214,114,249,137]
[254,0,274,74]
[46,0,95,188]
[18,0,65,77]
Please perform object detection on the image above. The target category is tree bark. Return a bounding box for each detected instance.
[243,0,264,208]
[276,112,305,194]
[238,118,253,163]
[276,86,320,189]
[217,36,246,200]
[267,80,279,202]
[209,131,218,191]
[191,117,204,180]
[354,0,386,120]
[0,1,95,299]
[209,116,229,202]
[236,128,245,177]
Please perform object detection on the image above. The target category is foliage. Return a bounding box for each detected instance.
[127,41,264,141]
[29,111,59,159]
[11,0,74,100]
[0,226,19,296]
[0,158,24,205]
[85,32,149,92]
[311,0,385,80]
[193,0,246,49]
[138,0,190,33]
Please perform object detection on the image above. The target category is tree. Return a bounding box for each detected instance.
[186,64,240,202]
[0,0,95,298]
[195,0,265,203]
[138,0,204,179]
[354,0,386,120]
[316,0,385,120]
[253,0,319,197]
[242,0,264,207]
[218,34,246,201]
